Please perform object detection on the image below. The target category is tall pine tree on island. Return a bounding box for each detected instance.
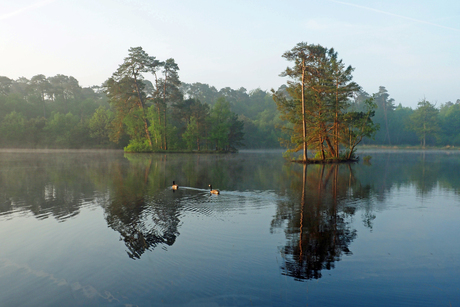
[273,42,378,162]
[106,47,163,151]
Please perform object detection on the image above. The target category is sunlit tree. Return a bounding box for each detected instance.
[273,42,372,161]
[107,47,163,149]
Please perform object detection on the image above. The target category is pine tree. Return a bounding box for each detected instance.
[273,42,377,161]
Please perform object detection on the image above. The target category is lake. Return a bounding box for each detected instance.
[0,149,459,306]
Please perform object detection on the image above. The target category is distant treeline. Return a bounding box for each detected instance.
[360,86,460,147]
[0,63,458,150]
[0,73,282,150]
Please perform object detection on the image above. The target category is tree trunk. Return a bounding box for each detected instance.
[324,135,336,158]
[299,163,306,262]
[163,74,168,150]
[334,80,339,158]
[383,100,391,145]
[423,122,426,148]
[301,61,307,162]
[133,76,153,148]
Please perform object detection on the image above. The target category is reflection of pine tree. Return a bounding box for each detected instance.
[273,164,360,281]
[103,155,181,259]
[105,196,180,259]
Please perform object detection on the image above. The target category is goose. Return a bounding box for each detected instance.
[172,181,178,190]
[209,184,220,195]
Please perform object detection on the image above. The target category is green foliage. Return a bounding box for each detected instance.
[208,97,244,151]
[165,124,180,150]
[362,88,417,146]
[146,106,163,150]
[391,104,417,145]
[182,83,281,149]
[372,86,395,145]
[89,106,113,145]
[44,112,79,147]
[439,102,460,145]
[0,73,113,149]
[363,155,372,162]
[183,117,199,150]
[274,42,374,161]
[26,117,46,147]
[106,47,159,149]
[0,111,26,146]
[124,139,153,153]
[406,99,440,147]
[1,46,458,151]
[341,97,379,158]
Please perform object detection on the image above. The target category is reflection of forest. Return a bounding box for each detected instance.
[354,151,460,197]
[2,151,460,261]
[102,154,181,259]
[0,152,104,219]
[0,151,291,259]
[271,152,460,281]
[272,164,371,281]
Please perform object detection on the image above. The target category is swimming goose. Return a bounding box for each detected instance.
[172,181,178,190]
[209,184,220,195]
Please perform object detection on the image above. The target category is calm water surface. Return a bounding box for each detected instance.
[0,149,459,306]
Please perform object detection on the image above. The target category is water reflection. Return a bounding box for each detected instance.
[354,150,460,198]
[104,196,181,259]
[0,151,109,220]
[102,155,181,259]
[1,150,460,263]
[1,150,460,306]
[272,163,375,281]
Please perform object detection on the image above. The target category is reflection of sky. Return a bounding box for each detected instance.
[0,206,126,306]
[340,185,460,306]
[0,193,289,306]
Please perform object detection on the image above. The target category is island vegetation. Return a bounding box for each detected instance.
[273,42,378,163]
[0,44,458,155]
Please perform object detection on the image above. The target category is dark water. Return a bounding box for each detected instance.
[0,149,459,306]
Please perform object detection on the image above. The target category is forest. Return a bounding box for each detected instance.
[0,47,281,151]
[0,46,458,152]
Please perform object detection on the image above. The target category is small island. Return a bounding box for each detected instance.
[272,42,378,164]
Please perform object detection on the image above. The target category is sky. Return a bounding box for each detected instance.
[0,0,459,108]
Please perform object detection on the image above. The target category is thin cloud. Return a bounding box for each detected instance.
[329,0,460,33]
[0,0,56,21]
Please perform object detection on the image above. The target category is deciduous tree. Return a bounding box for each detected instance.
[407,99,439,147]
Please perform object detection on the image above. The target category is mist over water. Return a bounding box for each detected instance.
[0,149,459,306]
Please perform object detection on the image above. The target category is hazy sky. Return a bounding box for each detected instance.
[1,0,459,108]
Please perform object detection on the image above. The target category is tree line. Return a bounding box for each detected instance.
[0,47,282,151]
[361,86,460,148]
[0,74,108,148]
[0,45,458,152]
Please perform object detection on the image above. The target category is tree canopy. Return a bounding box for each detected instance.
[407,99,440,147]
[0,44,459,152]
[273,42,378,162]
